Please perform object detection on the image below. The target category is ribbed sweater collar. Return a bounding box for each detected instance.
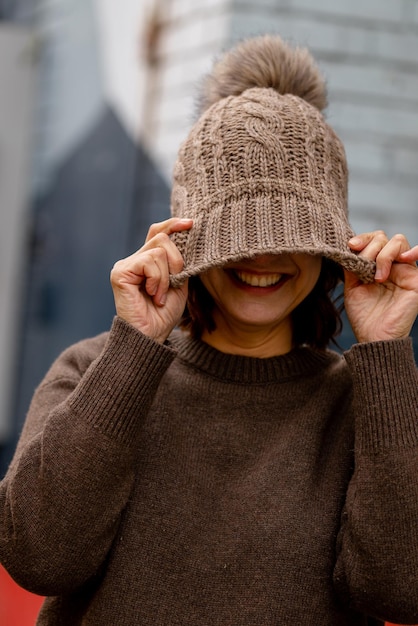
[169,330,339,385]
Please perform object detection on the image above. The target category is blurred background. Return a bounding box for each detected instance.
[0,0,417,621]
[1,0,418,482]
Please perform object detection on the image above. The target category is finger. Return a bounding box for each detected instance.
[115,251,169,307]
[399,244,418,264]
[132,249,172,305]
[111,251,162,294]
[145,217,193,243]
[141,232,186,276]
[113,224,190,303]
[147,247,175,305]
[114,241,184,306]
[374,234,411,282]
[348,230,389,260]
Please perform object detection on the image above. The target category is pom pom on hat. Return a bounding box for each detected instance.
[198,34,327,114]
[170,35,376,287]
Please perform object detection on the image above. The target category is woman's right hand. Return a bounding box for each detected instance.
[110,218,193,343]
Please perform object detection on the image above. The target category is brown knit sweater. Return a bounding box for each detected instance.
[1,316,418,625]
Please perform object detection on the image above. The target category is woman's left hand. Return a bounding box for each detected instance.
[344,231,418,343]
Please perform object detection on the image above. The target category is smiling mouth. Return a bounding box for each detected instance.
[232,270,286,288]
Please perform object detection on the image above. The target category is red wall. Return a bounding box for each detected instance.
[0,565,43,625]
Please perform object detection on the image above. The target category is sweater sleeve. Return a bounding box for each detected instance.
[0,317,176,596]
[334,337,418,624]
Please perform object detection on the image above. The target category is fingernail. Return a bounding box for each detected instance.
[374,268,383,280]
[349,237,361,245]
[160,293,167,305]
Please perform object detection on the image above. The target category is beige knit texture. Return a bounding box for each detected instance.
[198,34,328,114]
[170,86,375,287]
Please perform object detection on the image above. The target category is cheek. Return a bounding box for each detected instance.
[309,264,322,288]
[298,260,322,297]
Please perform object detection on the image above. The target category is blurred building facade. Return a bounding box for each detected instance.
[0,0,417,475]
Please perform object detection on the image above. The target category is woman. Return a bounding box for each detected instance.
[1,35,418,625]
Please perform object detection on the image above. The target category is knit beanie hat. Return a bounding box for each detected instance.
[169,35,376,287]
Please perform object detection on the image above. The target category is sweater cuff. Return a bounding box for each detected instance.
[344,338,418,453]
[68,317,177,444]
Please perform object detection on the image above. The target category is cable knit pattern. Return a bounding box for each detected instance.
[169,36,376,287]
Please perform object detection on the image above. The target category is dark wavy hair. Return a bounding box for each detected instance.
[178,258,344,350]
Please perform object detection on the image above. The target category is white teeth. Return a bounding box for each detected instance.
[235,271,282,287]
